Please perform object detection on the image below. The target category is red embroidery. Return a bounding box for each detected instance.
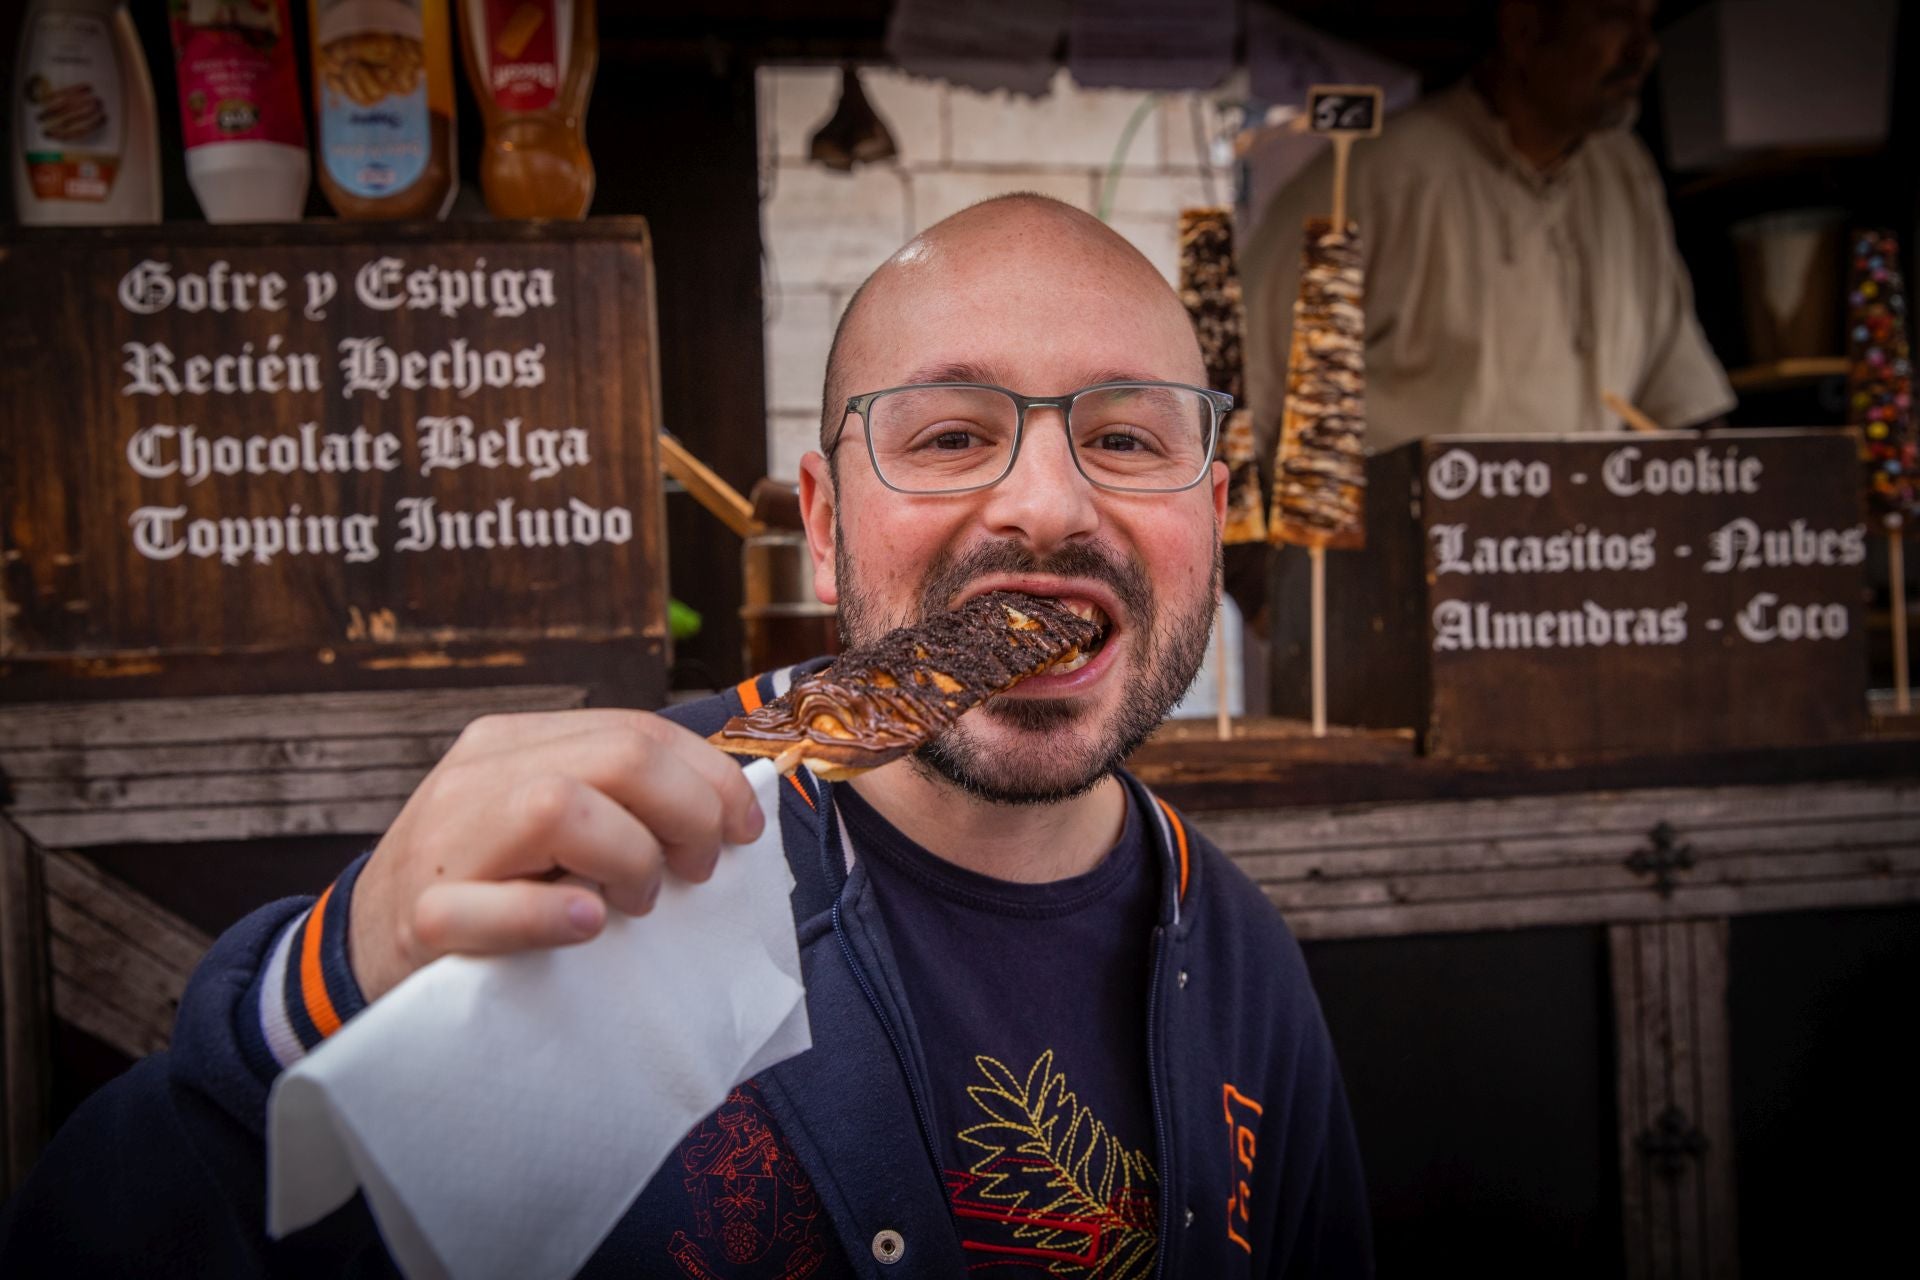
[1222,1084,1265,1255]
[670,1084,826,1278]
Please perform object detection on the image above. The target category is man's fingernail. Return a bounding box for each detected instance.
[567,896,603,935]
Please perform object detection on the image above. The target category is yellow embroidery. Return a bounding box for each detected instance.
[954,1050,1158,1278]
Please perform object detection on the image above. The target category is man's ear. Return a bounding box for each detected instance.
[798,451,839,604]
[1209,458,1230,529]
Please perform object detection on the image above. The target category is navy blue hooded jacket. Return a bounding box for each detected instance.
[0,671,1372,1277]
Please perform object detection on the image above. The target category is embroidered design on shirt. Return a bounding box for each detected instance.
[947,1050,1158,1277]
[669,1083,827,1279]
[1222,1082,1265,1254]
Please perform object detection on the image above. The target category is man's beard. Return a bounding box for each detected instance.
[836,528,1221,805]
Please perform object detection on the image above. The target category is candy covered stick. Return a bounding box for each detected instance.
[1848,229,1920,710]
[1178,206,1262,739]
[1269,86,1381,736]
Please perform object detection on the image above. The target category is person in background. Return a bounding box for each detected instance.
[1243,0,1735,458]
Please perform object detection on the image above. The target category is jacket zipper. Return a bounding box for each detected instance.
[832,896,946,1188]
[1147,924,1173,1280]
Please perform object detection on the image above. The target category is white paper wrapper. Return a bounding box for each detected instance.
[266,760,810,1280]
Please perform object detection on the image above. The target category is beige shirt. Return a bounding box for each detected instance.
[1242,81,1736,457]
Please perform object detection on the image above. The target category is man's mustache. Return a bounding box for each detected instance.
[916,539,1153,626]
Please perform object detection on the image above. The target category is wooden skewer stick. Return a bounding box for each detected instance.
[1310,545,1328,737]
[1330,134,1354,232]
[1893,530,1911,714]
[1602,391,1665,435]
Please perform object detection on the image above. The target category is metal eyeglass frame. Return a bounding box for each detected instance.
[825,379,1235,495]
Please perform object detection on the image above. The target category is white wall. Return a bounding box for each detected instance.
[757,66,1234,480]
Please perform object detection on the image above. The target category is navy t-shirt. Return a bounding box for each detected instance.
[838,782,1163,1278]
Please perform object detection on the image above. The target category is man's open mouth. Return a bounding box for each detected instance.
[1042,599,1110,674]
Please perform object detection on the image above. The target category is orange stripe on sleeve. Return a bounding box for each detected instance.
[1154,796,1191,902]
[734,677,764,714]
[786,773,816,809]
[299,883,344,1038]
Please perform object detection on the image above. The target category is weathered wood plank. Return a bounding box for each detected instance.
[0,684,588,749]
[1253,845,1920,912]
[1610,923,1654,1280]
[46,901,203,1030]
[0,733,461,782]
[0,820,50,1199]
[1664,921,1703,1279]
[41,854,210,1060]
[12,767,436,815]
[1280,874,1920,940]
[1690,921,1738,1280]
[43,852,218,978]
[15,800,406,849]
[1227,813,1920,881]
[1197,782,1920,856]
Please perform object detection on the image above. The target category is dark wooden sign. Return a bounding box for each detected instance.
[1306,84,1383,137]
[1274,431,1870,758]
[0,221,667,705]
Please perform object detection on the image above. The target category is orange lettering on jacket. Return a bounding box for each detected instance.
[1222,1083,1265,1254]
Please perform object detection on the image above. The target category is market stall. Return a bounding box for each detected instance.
[3,2,1918,1276]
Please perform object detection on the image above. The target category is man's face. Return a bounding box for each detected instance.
[799,223,1228,804]
[1514,0,1660,137]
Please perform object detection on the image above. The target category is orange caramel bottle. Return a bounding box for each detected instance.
[456,0,595,219]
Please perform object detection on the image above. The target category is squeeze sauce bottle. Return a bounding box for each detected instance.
[308,0,458,220]
[11,0,161,225]
[168,0,310,223]
[456,0,596,219]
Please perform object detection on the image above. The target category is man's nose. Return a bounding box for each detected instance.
[978,407,1100,550]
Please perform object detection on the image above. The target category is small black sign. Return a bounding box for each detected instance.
[1306,84,1383,137]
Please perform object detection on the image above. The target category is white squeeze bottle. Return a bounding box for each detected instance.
[11,0,161,225]
[167,0,310,222]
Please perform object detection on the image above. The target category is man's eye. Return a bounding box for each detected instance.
[1094,431,1150,452]
[931,429,978,450]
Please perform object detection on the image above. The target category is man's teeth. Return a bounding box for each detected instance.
[1053,650,1091,674]
[1062,600,1109,626]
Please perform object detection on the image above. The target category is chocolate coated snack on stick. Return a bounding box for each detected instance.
[1269,217,1368,551]
[708,592,1105,779]
[1179,207,1268,544]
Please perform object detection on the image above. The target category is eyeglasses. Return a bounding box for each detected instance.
[828,380,1232,495]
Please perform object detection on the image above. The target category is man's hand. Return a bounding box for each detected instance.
[348,710,766,1004]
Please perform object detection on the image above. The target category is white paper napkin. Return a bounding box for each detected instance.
[266,760,810,1280]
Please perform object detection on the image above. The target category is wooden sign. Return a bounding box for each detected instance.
[1274,431,1871,757]
[0,221,667,705]
[1306,84,1383,137]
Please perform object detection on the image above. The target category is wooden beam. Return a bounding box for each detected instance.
[0,685,587,750]
[1611,920,1738,1279]
[0,819,50,1199]
[0,685,587,848]
[44,853,211,1060]
[1199,780,1920,940]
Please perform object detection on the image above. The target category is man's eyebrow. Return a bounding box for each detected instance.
[890,363,1174,390]
[1079,368,1166,387]
[895,360,1003,386]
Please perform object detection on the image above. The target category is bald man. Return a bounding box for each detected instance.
[2,197,1372,1278]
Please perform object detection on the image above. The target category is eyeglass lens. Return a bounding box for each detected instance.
[865,385,1214,493]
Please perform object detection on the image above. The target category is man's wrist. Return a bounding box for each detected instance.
[240,853,373,1080]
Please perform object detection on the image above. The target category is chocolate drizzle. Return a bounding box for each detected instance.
[709,591,1105,776]
[1269,217,1369,550]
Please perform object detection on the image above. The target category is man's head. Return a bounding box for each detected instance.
[1493,0,1660,138]
[798,194,1228,805]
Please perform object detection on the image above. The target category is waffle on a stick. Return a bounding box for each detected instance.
[709,592,1106,779]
